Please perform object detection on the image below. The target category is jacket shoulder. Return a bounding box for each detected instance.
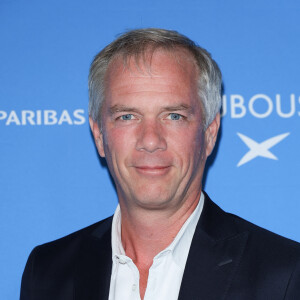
[202,192,300,252]
[202,195,300,298]
[228,212,300,252]
[34,216,112,254]
[21,216,113,291]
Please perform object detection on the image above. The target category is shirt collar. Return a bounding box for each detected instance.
[159,192,204,267]
[111,192,204,268]
[111,205,126,257]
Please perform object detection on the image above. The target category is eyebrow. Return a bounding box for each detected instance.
[109,105,140,115]
[162,104,191,111]
[109,104,191,115]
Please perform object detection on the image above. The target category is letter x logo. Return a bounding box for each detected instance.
[237,132,290,167]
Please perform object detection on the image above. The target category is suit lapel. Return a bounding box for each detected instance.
[178,194,249,300]
[75,217,113,300]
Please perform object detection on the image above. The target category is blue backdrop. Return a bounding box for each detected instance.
[1,0,299,299]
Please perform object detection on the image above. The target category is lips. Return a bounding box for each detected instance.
[134,165,171,176]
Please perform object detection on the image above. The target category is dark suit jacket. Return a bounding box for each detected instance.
[20,194,300,299]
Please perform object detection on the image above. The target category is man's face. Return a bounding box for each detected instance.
[90,49,219,212]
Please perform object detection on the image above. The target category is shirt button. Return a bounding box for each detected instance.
[119,258,126,264]
[132,284,137,291]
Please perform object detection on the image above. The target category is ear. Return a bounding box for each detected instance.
[205,112,220,157]
[89,117,105,157]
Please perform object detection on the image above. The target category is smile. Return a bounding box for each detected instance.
[134,166,171,176]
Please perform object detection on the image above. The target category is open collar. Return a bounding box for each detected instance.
[74,192,249,300]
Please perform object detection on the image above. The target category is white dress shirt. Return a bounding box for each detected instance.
[108,192,204,300]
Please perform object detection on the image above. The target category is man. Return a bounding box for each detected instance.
[21,28,300,300]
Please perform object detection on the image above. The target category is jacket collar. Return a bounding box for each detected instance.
[75,217,113,300]
[178,192,249,300]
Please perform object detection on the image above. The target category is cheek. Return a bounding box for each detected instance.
[103,127,135,161]
[172,126,204,152]
[167,127,205,170]
[194,131,206,154]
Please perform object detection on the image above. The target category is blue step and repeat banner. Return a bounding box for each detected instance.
[1,0,299,298]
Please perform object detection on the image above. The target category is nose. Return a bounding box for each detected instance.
[135,119,167,153]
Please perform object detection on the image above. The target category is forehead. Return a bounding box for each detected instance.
[103,49,200,102]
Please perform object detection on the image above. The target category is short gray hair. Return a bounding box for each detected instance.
[88,28,222,128]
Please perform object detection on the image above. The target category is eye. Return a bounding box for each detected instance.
[119,114,134,121]
[168,113,183,120]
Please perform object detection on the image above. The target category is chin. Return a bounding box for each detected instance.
[132,192,175,210]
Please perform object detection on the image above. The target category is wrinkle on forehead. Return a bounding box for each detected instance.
[104,54,199,103]
[105,47,199,80]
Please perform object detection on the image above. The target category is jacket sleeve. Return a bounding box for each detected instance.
[20,248,37,300]
[284,259,300,299]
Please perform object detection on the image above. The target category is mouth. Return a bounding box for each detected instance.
[134,165,171,176]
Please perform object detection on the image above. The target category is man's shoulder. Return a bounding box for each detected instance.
[202,193,300,258]
[200,194,300,294]
[21,216,114,297]
[29,216,113,267]
[228,211,300,252]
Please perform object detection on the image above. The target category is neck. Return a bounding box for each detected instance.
[119,190,201,266]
